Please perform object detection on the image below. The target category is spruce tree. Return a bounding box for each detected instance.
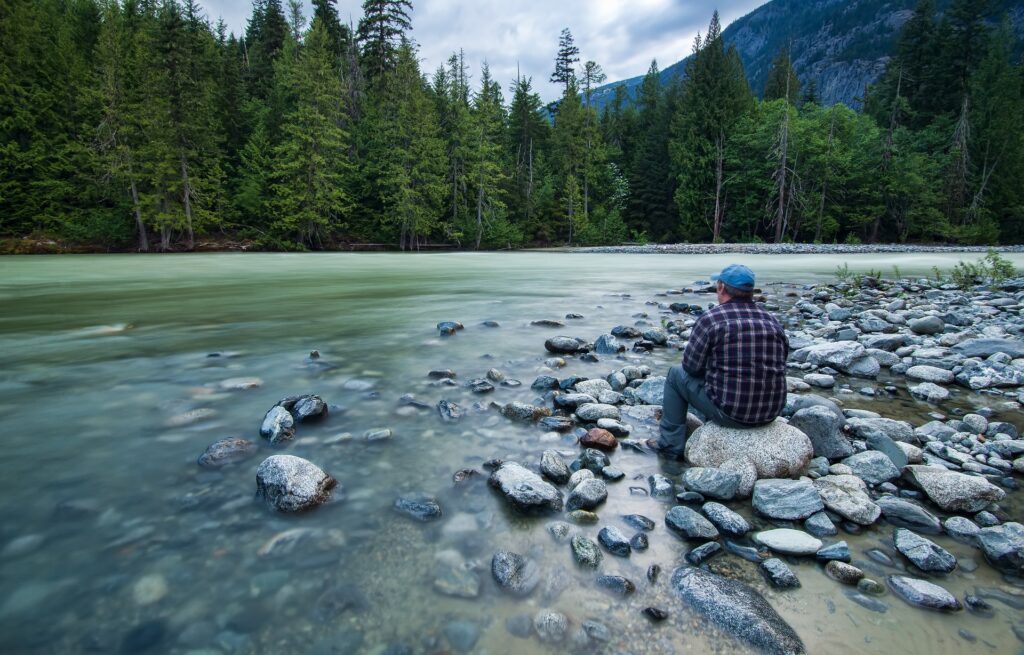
[357,0,413,82]
[764,46,800,104]
[506,74,550,236]
[550,28,580,94]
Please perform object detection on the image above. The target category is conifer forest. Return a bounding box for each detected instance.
[1,0,1022,252]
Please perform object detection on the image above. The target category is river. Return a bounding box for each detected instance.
[1,251,1022,654]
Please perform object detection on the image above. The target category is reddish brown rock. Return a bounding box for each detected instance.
[581,428,618,451]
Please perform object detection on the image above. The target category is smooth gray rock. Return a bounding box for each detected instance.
[909,316,945,335]
[799,341,878,378]
[702,502,751,537]
[845,417,915,443]
[789,405,852,459]
[540,450,571,485]
[894,529,957,573]
[887,576,962,611]
[594,334,623,355]
[906,365,955,384]
[905,466,1005,513]
[754,529,823,556]
[682,467,740,501]
[841,450,900,485]
[500,402,548,422]
[566,478,608,511]
[491,551,539,596]
[533,611,568,644]
[804,511,838,537]
[943,516,981,542]
[953,338,1024,359]
[545,336,586,354]
[752,479,824,521]
[665,506,719,540]
[686,419,813,479]
[866,433,909,469]
[875,496,942,534]
[648,473,675,499]
[488,462,563,514]
[812,475,881,525]
[575,403,620,421]
[976,522,1024,573]
[578,448,611,473]
[629,376,666,405]
[671,567,805,655]
[909,382,950,402]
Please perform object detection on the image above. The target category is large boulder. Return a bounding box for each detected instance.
[488,462,563,514]
[905,466,1005,513]
[788,406,852,459]
[682,467,740,501]
[812,475,880,525]
[255,455,337,512]
[671,568,805,655]
[685,419,812,480]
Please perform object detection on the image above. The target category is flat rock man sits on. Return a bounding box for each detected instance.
[648,264,789,460]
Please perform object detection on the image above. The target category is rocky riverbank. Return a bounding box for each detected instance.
[564,243,1024,255]
[170,270,1024,654]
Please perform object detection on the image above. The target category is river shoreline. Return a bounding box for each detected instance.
[3,235,1024,256]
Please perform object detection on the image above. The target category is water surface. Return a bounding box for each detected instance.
[1,252,1023,654]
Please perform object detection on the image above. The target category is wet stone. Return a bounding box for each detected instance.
[648,474,675,499]
[567,478,608,512]
[816,541,851,563]
[598,526,632,557]
[754,529,822,556]
[975,522,1024,573]
[121,620,166,653]
[255,455,336,513]
[826,561,864,585]
[601,466,625,481]
[491,551,539,597]
[547,521,572,543]
[571,535,603,569]
[436,400,464,422]
[701,502,750,537]
[805,511,838,537]
[630,532,649,551]
[488,462,563,515]
[393,493,442,521]
[944,516,981,542]
[665,506,720,540]
[876,496,941,534]
[686,541,723,566]
[260,406,295,444]
[857,578,885,595]
[444,620,480,653]
[595,575,636,596]
[623,514,656,531]
[760,558,801,589]
[581,428,618,451]
[197,438,257,469]
[540,450,571,485]
[752,479,824,521]
[505,614,533,638]
[887,575,962,611]
[578,449,611,473]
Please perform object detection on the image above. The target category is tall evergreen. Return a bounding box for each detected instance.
[356,0,412,82]
[550,28,580,94]
[763,46,800,104]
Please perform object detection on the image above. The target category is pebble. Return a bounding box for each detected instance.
[132,574,168,606]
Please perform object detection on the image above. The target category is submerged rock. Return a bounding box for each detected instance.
[197,438,257,469]
[893,529,956,573]
[686,419,813,479]
[760,559,801,590]
[491,551,539,597]
[671,567,805,655]
[540,450,571,485]
[393,493,442,522]
[488,462,563,515]
[875,497,941,534]
[975,522,1024,573]
[754,529,823,556]
[566,478,608,512]
[571,535,603,568]
[255,455,337,512]
[887,576,962,611]
[665,506,719,540]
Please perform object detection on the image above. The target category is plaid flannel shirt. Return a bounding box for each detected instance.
[682,299,790,425]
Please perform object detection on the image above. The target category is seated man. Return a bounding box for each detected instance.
[649,264,789,459]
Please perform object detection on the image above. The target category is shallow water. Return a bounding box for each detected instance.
[1,251,1023,655]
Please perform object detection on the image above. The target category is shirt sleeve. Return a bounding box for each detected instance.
[682,314,714,376]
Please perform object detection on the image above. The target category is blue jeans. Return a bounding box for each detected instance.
[657,365,746,457]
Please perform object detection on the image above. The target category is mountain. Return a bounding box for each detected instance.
[591,0,1024,110]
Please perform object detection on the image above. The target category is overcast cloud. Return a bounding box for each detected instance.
[202,0,764,101]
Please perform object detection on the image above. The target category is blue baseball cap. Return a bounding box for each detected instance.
[711,264,755,291]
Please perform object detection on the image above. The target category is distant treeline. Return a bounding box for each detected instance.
[0,0,1021,251]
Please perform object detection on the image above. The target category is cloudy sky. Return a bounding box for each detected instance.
[203,0,764,101]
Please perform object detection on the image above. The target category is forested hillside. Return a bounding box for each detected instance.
[0,0,1021,251]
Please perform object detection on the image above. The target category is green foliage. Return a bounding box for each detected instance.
[934,249,1018,289]
[833,262,851,282]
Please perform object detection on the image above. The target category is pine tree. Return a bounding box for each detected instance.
[671,12,754,241]
[551,77,586,243]
[356,0,413,82]
[312,0,348,58]
[801,79,819,106]
[627,62,674,239]
[506,74,550,236]
[468,62,511,248]
[271,17,353,247]
[550,28,580,94]
[764,46,800,104]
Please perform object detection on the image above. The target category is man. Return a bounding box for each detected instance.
[649,264,789,459]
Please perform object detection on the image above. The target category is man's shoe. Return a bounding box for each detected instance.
[644,438,686,461]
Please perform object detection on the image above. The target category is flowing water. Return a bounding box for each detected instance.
[1,252,1023,655]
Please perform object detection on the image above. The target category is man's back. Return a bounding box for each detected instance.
[682,299,789,425]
